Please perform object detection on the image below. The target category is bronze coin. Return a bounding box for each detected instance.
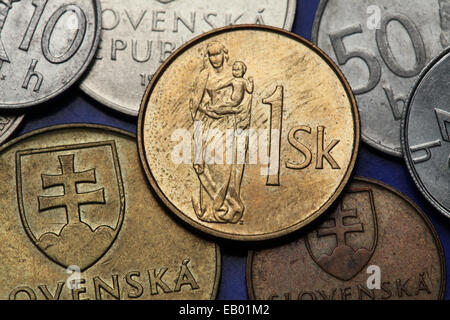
[138,25,360,241]
[0,124,220,300]
[247,177,445,300]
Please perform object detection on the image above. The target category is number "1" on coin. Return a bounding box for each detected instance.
[263,85,283,186]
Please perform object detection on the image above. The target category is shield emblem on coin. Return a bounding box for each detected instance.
[16,141,125,271]
[305,188,378,281]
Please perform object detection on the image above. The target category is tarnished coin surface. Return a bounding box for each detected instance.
[247,177,445,300]
[0,125,220,300]
[312,0,448,157]
[0,114,24,144]
[0,0,101,109]
[80,0,297,116]
[138,26,360,241]
[403,48,450,219]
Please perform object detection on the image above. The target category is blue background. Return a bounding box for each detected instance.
[9,0,450,300]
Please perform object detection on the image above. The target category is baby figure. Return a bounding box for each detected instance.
[207,61,254,115]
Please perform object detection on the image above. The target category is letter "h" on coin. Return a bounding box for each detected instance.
[22,59,43,92]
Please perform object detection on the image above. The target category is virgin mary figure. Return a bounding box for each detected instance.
[189,41,253,224]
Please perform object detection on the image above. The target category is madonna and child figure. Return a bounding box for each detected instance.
[189,42,253,224]
[206,61,254,116]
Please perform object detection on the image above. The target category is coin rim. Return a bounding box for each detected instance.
[79,0,298,116]
[402,47,450,219]
[0,114,25,145]
[137,24,361,241]
[0,0,102,109]
[246,176,446,300]
[311,0,402,158]
[0,123,221,300]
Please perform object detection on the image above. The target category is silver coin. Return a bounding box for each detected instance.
[0,0,101,109]
[80,0,297,116]
[312,0,447,157]
[402,48,450,219]
[0,114,23,144]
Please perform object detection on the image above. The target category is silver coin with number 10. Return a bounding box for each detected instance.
[0,0,101,109]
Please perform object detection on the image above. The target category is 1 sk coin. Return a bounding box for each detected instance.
[138,26,360,241]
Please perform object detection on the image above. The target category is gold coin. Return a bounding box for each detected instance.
[0,125,220,300]
[138,25,360,241]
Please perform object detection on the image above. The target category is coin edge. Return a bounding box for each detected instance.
[246,176,446,300]
[137,24,361,241]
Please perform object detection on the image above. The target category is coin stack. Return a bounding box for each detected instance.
[0,0,447,301]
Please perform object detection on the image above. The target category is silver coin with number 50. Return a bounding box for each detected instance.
[312,0,448,157]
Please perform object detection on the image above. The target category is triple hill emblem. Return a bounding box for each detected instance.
[16,141,125,271]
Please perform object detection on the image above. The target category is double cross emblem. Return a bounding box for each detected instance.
[38,154,105,227]
[317,205,364,248]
